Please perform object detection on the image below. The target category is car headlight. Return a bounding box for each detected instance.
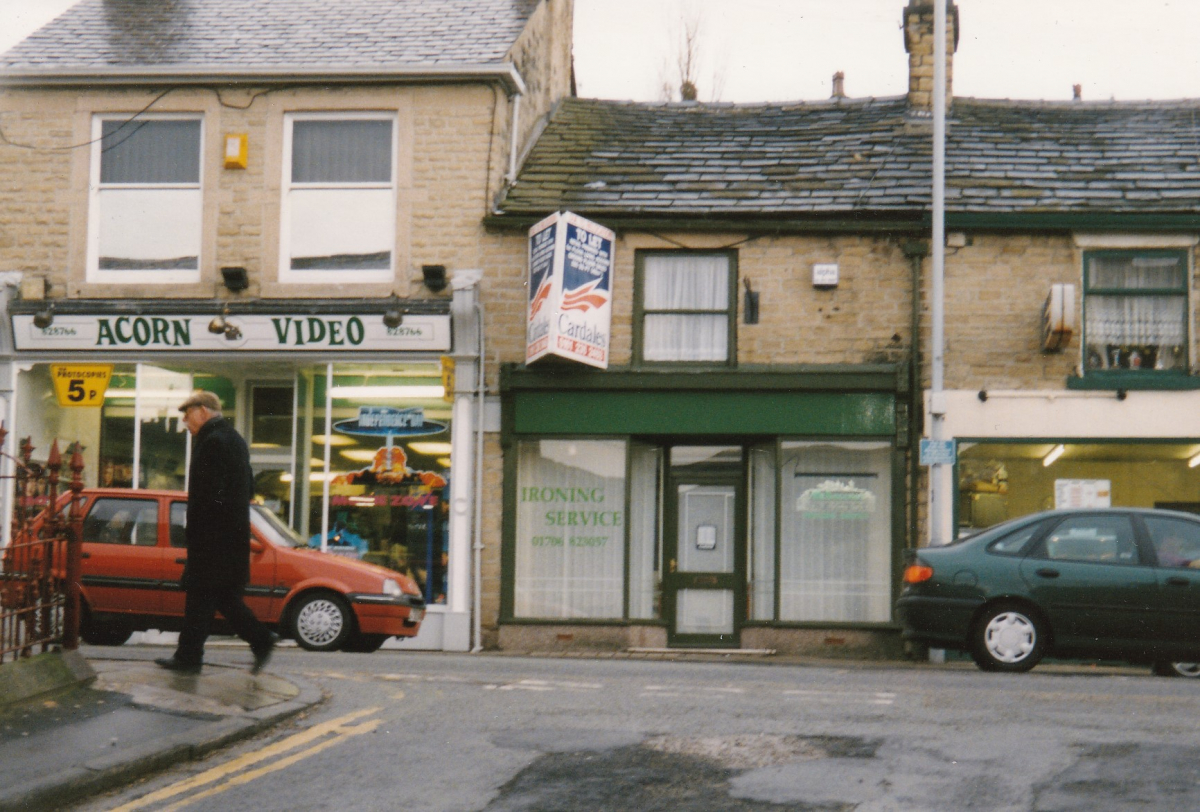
[382,578,403,597]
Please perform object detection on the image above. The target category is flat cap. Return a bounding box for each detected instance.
[178,390,222,413]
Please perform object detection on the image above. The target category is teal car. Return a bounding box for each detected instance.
[897,508,1200,674]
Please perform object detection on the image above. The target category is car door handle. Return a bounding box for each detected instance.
[81,552,90,559]
[1035,568,1060,579]
[175,557,187,565]
[1166,576,1191,587]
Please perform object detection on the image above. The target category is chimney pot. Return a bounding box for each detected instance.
[832,71,846,98]
[1073,84,1082,101]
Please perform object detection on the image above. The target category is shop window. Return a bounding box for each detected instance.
[89,115,202,283]
[305,365,451,605]
[280,114,396,284]
[514,439,627,619]
[1083,250,1188,374]
[635,251,737,364]
[748,444,776,621]
[777,442,892,623]
[627,444,662,619]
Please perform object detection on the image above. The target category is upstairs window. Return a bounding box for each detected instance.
[635,251,737,364]
[1083,250,1188,374]
[280,113,396,283]
[89,115,202,283]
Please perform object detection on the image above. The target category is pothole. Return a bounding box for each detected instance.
[645,734,879,770]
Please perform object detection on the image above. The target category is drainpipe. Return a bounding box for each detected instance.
[450,270,486,652]
[0,273,21,545]
[506,92,523,185]
[902,241,928,551]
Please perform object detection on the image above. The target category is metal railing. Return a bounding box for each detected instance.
[0,431,85,664]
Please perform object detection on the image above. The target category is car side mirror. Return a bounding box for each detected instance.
[250,538,265,554]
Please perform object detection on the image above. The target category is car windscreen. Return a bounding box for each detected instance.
[251,505,305,548]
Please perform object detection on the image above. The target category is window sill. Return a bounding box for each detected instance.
[1067,373,1200,391]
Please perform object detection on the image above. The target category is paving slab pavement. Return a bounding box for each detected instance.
[0,657,322,812]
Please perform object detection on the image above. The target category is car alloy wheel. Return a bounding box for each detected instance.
[972,604,1046,673]
[290,593,352,652]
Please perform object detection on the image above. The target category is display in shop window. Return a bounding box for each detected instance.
[1085,343,1185,371]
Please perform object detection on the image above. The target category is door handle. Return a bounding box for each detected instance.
[81,552,90,559]
[175,557,187,565]
[1166,576,1191,587]
[668,558,676,573]
[1035,568,1060,579]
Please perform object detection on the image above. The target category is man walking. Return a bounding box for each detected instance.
[155,391,278,675]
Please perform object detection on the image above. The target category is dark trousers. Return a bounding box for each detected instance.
[175,581,273,665]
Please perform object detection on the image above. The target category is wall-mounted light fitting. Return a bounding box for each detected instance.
[220,266,249,292]
[1042,444,1066,467]
[742,278,759,324]
[382,295,405,328]
[32,304,54,329]
[208,305,242,340]
[1188,451,1200,469]
[421,264,448,293]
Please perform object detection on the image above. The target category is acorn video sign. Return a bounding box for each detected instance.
[525,211,615,369]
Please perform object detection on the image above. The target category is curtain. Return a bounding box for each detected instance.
[514,440,627,619]
[748,444,776,621]
[101,119,200,184]
[642,254,730,361]
[627,444,661,619]
[291,120,392,183]
[778,442,892,622]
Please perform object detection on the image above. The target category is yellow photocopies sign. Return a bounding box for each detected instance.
[50,364,113,407]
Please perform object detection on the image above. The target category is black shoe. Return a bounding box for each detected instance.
[251,632,279,675]
[155,657,201,675]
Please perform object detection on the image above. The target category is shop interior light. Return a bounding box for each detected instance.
[1042,444,1066,467]
[311,434,354,446]
[340,449,377,462]
[104,388,192,401]
[329,385,445,399]
[1189,452,1200,468]
[407,442,453,455]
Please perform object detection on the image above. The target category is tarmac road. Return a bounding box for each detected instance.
[70,647,1200,812]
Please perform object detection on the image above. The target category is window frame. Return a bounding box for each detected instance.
[1081,248,1190,378]
[633,249,739,367]
[86,113,204,285]
[278,111,398,285]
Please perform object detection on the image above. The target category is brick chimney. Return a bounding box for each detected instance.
[832,71,846,99]
[904,1,959,113]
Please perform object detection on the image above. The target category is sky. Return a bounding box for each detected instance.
[3,0,1200,103]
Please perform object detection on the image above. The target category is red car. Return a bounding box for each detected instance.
[73,489,424,652]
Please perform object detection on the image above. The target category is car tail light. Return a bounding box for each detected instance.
[903,563,934,584]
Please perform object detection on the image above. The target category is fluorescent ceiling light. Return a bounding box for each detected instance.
[340,449,377,462]
[408,442,453,455]
[1042,444,1066,467]
[1188,452,1200,468]
[105,388,192,400]
[330,385,444,399]
[312,434,355,447]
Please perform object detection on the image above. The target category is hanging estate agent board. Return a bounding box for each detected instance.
[525,211,615,369]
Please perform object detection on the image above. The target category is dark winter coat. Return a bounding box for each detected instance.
[184,416,254,589]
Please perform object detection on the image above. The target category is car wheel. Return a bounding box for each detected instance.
[971,604,1046,673]
[1153,661,1200,678]
[342,633,388,653]
[80,613,133,647]
[289,593,352,652]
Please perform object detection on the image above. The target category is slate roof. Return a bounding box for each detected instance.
[495,96,1200,225]
[0,0,541,74]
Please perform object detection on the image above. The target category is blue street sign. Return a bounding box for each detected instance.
[919,438,957,466]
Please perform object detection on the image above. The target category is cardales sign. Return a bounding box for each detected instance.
[12,313,451,352]
[525,211,615,369]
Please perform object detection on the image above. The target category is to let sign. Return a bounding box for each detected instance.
[50,364,113,407]
[525,211,615,369]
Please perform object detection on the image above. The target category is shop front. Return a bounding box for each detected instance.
[499,365,910,657]
[0,296,482,651]
[941,390,1200,536]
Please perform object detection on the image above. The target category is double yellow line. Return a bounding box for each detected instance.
[109,707,383,812]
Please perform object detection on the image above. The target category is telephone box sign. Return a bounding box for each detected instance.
[525,211,615,369]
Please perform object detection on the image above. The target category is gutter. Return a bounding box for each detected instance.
[0,62,528,95]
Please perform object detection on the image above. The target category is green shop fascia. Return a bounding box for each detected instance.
[499,362,913,648]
